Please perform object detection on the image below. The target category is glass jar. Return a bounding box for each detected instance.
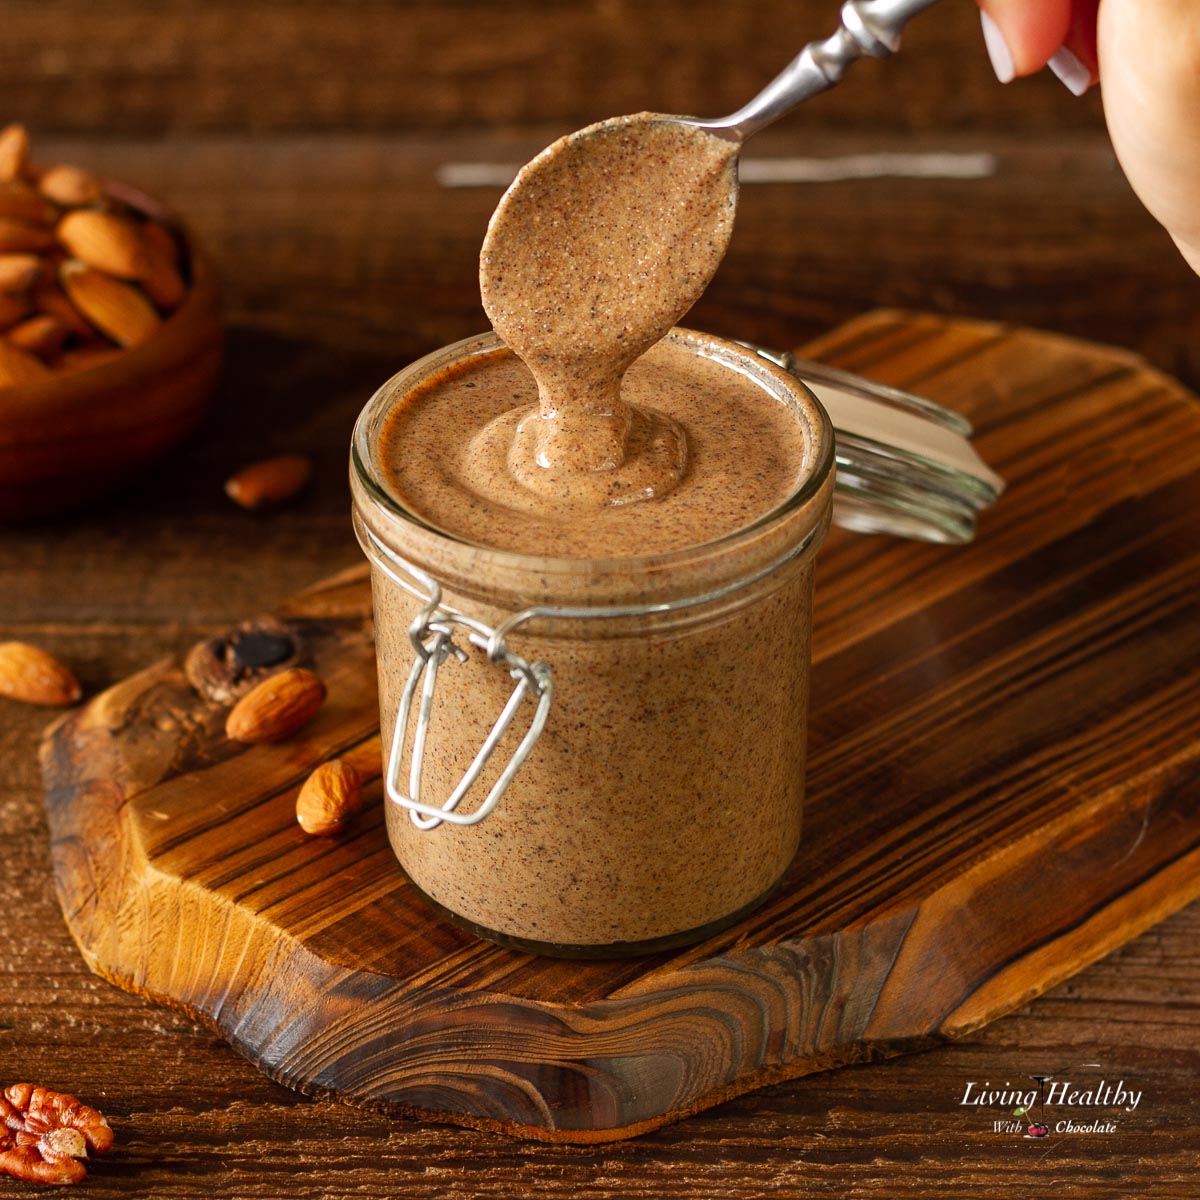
[351,328,836,956]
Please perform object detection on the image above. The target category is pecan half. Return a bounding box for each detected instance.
[0,1083,113,1186]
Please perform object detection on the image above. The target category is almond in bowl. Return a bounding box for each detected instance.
[0,123,222,521]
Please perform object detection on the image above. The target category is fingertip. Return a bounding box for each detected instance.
[979,1,1072,75]
[1176,237,1200,278]
[980,10,1014,84]
[1047,46,1093,96]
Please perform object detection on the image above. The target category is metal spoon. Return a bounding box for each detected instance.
[482,0,945,339]
[481,0,944,362]
[690,0,943,143]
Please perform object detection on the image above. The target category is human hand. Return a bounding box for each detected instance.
[978,0,1200,273]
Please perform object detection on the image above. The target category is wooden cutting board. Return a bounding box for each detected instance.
[41,310,1200,1143]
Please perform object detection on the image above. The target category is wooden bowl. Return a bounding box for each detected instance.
[0,180,222,521]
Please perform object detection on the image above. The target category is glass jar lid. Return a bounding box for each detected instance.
[741,344,1004,544]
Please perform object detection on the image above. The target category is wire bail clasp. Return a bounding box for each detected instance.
[383,567,553,831]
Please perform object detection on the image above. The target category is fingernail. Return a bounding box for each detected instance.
[1048,45,1092,96]
[980,11,1014,84]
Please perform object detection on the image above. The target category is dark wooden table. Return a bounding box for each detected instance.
[2,2,1198,1195]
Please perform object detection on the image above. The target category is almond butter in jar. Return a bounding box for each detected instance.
[351,327,834,957]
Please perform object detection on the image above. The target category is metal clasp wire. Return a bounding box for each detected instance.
[354,515,553,831]
[388,620,553,830]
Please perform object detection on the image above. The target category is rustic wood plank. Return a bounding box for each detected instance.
[0,1,1106,135]
[39,311,1200,1145]
[5,776,1197,1199]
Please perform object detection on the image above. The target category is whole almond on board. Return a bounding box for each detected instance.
[0,124,29,183]
[0,253,40,293]
[60,259,160,347]
[0,341,52,386]
[225,667,327,744]
[0,219,53,253]
[0,293,29,332]
[296,759,364,835]
[0,642,82,706]
[0,181,54,225]
[225,455,313,511]
[38,163,102,208]
[57,209,149,280]
[6,313,68,359]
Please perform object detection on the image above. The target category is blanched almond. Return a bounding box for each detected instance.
[0,253,41,294]
[0,641,82,706]
[59,260,160,347]
[0,342,51,386]
[57,209,149,280]
[0,219,54,253]
[6,313,68,359]
[0,125,29,183]
[0,181,55,225]
[38,163,103,208]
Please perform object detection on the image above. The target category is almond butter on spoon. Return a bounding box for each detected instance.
[475,6,942,510]
[476,114,737,510]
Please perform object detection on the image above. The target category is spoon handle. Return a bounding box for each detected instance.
[716,0,943,140]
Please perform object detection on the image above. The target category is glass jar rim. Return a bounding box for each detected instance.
[351,326,835,588]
